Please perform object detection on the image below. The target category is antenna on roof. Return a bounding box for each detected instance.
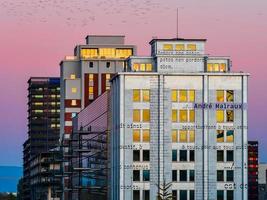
[176,8,179,38]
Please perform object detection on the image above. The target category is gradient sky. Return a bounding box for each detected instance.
[0,0,266,166]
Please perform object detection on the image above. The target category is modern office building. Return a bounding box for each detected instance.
[110,38,248,200]
[259,163,267,200]
[248,141,258,200]
[22,77,60,200]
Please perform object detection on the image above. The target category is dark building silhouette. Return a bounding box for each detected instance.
[248,141,259,200]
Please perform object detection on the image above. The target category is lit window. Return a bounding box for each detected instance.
[214,63,219,71]
[189,90,195,102]
[172,110,177,122]
[140,64,146,71]
[216,110,224,122]
[226,90,234,102]
[89,86,94,99]
[99,48,116,58]
[71,87,77,93]
[189,110,195,122]
[226,110,234,122]
[189,130,195,142]
[133,109,141,122]
[171,90,177,102]
[70,74,76,79]
[89,74,94,81]
[133,90,140,102]
[179,131,187,142]
[80,48,98,59]
[179,110,187,122]
[133,129,141,142]
[146,64,152,71]
[163,44,173,51]
[175,44,185,51]
[142,129,150,142]
[142,90,150,102]
[71,100,77,106]
[179,90,187,102]
[207,63,213,72]
[226,130,234,142]
[217,90,224,102]
[187,44,196,51]
[172,130,178,142]
[133,63,139,71]
[115,49,132,58]
[220,63,226,72]
[217,130,224,142]
[143,109,150,122]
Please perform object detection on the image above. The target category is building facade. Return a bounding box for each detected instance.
[110,38,248,200]
[22,77,60,200]
[258,164,267,200]
[248,141,258,200]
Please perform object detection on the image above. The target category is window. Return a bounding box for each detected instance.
[172,191,177,200]
[179,131,187,142]
[146,64,152,71]
[133,129,141,142]
[179,90,187,102]
[217,130,224,142]
[99,48,116,58]
[143,190,149,200]
[189,170,195,181]
[172,150,177,161]
[226,130,234,142]
[172,110,178,122]
[189,90,195,102]
[227,150,234,162]
[89,86,94,100]
[216,110,224,122]
[143,170,150,181]
[180,150,187,162]
[226,110,234,122]
[180,190,187,200]
[227,170,234,182]
[187,44,196,51]
[133,90,140,102]
[70,74,76,79]
[189,150,195,162]
[172,170,177,181]
[217,150,224,162]
[217,170,224,182]
[217,90,224,102]
[115,49,132,58]
[143,109,150,122]
[106,62,110,68]
[133,63,139,71]
[226,90,234,102]
[140,63,146,71]
[133,150,140,161]
[133,170,140,181]
[179,110,187,122]
[142,90,150,102]
[180,170,187,182]
[71,100,77,106]
[133,190,140,200]
[190,190,195,200]
[176,44,185,51]
[172,90,178,102]
[217,190,224,200]
[189,110,195,122]
[163,44,173,51]
[172,130,178,142]
[227,190,234,200]
[89,62,94,68]
[143,150,150,161]
[80,48,98,59]
[133,109,141,122]
[189,130,195,142]
[71,87,77,93]
[143,129,150,142]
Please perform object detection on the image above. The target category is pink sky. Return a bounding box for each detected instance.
[0,0,266,166]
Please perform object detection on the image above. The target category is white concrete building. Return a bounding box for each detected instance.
[110,38,248,200]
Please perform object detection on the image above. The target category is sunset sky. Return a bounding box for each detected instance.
[0,0,266,166]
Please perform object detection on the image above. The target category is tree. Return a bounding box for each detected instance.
[156,180,173,200]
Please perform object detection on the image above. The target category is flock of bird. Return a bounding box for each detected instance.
[0,0,173,27]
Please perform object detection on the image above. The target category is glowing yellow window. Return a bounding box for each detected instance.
[189,110,195,122]
[179,110,187,122]
[207,63,213,72]
[172,130,178,142]
[133,63,140,71]
[217,90,224,102]
[179,90,187,102]
[133,129,141,142]
[189,90,195,102]
[71,87,77,93]
[226,130,234,142]
[175,44,185,51]
[220,63,226,72]
[106,74,111,80]
[226,90,234,102]
[89,74,94,81]
[143,129,150,142]
[71,100,77,106]
[140,64,146,71]
[143,109,150,122]
[133,109,140,122]
[216,110,224,123]
[146,64,152,71]
[171,90,177,102]
[163,44,173,51]
[172,110,177,122]
[142,90,150,102]
[179,130,187,142]
[187,44,196,51]
[99,48,115,58]
[35,102,43,106]
[189,130,195,142]
[226,110,234,122]
[214,63,219,71]
[70,74,76,79]
[133,90,140,102]
[217,130,224,142]
[89,87,94,95]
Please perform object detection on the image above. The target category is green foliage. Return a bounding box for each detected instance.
[156,180,173,200]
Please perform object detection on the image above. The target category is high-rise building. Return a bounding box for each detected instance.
[22,77,60,200]
[110,38,249,200]
[248,141,258,200]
